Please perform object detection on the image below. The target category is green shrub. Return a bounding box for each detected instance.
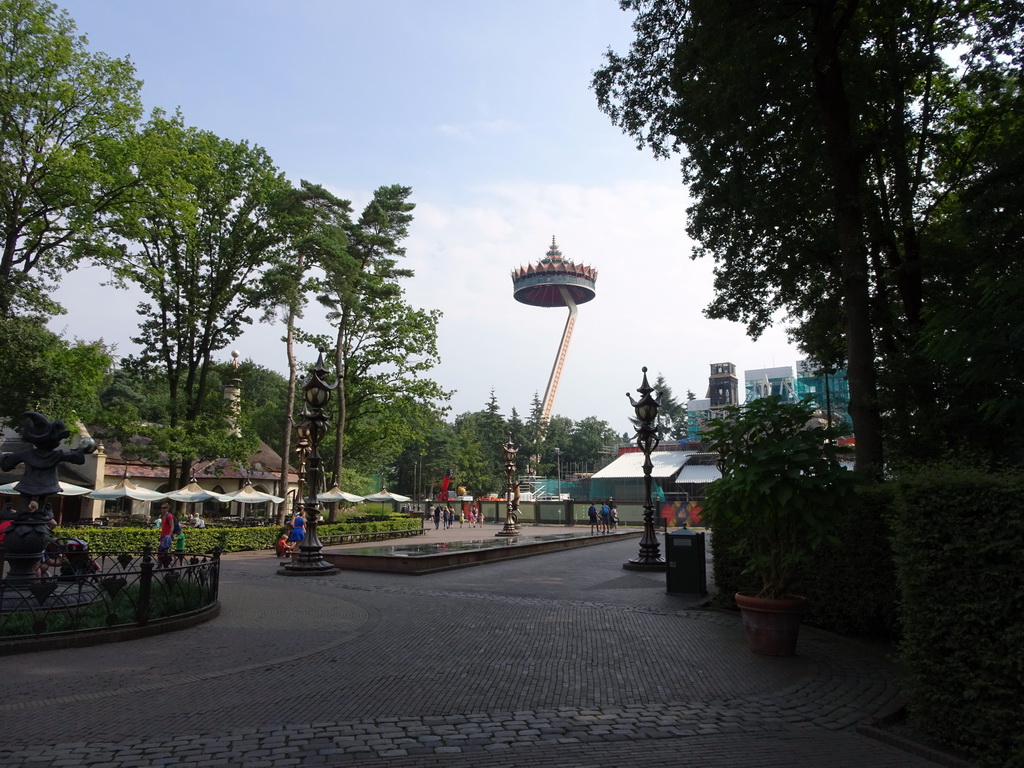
[56,518,420,555]
[889,466,1024,768]
[702,396,856,599]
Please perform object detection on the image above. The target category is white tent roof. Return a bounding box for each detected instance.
[591,451,690,480]
[675,464,721,484]
[0,480,92,496]
[88,477,167,501]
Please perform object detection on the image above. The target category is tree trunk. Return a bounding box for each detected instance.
[278,306,298,525]
[333,317,347,487]
[810,1,885,476]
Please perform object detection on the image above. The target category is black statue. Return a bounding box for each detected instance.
[1,412,96,584]
[1,412,96,502]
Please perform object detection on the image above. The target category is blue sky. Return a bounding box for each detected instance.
[52,1,803,434]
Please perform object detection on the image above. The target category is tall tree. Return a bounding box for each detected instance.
[100,112,291,487]
[316,184,448,484]
[0,0,142,317]
[263,181,353,518]
[652,373,688,441]
[594,0,1024,473]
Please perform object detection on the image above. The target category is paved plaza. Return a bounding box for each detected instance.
[0,523,945,767]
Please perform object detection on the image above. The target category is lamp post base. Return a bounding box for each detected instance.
[278,540,339,576]
[279,559,340,576]
[624,505,665,570]
[622,557,666,572]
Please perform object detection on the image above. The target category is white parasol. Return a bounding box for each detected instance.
[0,480,92,496]
[220,481,284,505]
[165,481,232,503]
[88,477,168,501]
[318,484,365,503]
[364,489,411,503]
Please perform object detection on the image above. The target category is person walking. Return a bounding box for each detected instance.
[432,504,440,530]
[288,510,306,552]
[158,503,175,567]
[600,502,611,533]
[610,502,619,529]
[587,502,599,534]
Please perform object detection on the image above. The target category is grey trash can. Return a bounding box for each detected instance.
[665,527,707,596]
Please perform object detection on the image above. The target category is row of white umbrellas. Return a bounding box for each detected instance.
[0,480,411,505]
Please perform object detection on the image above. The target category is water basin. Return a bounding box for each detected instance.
[321,530,639,574]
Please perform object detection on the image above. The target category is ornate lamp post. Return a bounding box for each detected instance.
[555,447,561,499]
[624,367,666,571]
[495,433,521,538]
[291,431,311,517]
[281,353,339,576]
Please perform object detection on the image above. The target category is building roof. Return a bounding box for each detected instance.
[591,450,690,480]
[676,464,721,484]
[93,433,296,483]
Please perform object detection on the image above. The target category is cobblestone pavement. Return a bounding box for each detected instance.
[0,524,942,767]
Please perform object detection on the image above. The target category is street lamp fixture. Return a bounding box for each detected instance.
[624,366,666,571]
[281,352,339,576]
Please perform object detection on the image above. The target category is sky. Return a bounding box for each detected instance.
[50,0,804,435]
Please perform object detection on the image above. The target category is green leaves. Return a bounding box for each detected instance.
[594,0,1024,472]
[701,396,855,598]
[0,0,143,317]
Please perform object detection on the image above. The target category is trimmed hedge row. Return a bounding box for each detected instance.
[889,467,1024,768]
[56,518,419,554]
[709,467,1023,767]
[709,480,901,640]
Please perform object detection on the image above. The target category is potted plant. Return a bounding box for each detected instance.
[701,396,854,656]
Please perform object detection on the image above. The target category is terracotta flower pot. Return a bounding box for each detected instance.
[735,592,807,656]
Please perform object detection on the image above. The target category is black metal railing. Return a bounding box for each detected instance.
[0,545,220,641]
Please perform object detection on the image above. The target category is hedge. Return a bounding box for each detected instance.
[889,466,1024,768]
[709,480,901,641]
[55,518,419,555]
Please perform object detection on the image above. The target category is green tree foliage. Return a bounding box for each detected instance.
[262,180,354,517]
[93,357,258,473]
[234,360,289,455]
[652,372,688,441]
[594,0,1024,472]
[919,97,1024,464]
[98,112,289,485]
[315,184,449,482]
[0,318,110,425]
[0,0,142,317]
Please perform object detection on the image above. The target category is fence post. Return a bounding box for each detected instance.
[137,544,154,627]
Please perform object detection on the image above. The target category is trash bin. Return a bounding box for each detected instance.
[665,526,707,596]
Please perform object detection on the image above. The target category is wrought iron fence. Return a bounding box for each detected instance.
[0,546,220,641]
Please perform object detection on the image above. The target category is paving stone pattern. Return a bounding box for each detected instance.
[0,526,943,767]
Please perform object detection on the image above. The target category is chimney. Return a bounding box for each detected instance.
[224,350,242,438]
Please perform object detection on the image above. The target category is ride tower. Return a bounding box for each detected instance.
[511,236,598,432]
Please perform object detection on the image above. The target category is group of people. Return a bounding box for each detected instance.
[427,503,483,530]
[0,500,100,581]
[275,510,306,557]
[587,501,618,534]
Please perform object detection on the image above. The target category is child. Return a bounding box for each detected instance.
[275,532,291,558]
[59,538,99,582]
[173,527,186,564]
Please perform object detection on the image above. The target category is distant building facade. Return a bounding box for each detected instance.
[795,359,852,434]
[744,366,797,403]
[687,362,738,441]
